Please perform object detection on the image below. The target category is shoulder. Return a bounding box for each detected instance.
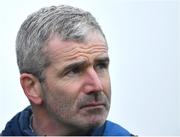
[103,120,132,136]
[1,106,34,136]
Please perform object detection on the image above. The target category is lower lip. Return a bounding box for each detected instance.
[81,104,105,109]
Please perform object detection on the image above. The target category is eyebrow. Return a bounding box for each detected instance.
[94,56,110,64]
[61,56,110,74]
[63,60,86,72]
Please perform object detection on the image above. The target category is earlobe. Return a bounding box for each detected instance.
[20,73,43,105]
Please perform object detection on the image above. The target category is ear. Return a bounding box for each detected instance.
[20,73,43,105]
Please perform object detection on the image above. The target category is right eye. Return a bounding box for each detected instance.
[65,66,82,77]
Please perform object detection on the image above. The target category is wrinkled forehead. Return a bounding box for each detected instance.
[45,31,108,60]
[47,40,108,64]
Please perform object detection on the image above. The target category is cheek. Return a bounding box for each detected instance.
[59,81,83,98]
[47,77,82,95]
[101,73,111,102]
[101,72,111,90]
[44,79,82,107]
[42,84,79,119]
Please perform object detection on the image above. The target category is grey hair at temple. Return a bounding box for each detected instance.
[16,5,106,82]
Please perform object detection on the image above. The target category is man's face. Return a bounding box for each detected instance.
[41,32,111,131]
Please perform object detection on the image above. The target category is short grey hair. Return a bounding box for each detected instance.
[16,5,106,82]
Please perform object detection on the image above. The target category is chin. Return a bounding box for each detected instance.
[74,108,109,129]
[84,114,107,128]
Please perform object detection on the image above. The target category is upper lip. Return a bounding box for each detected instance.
[80,102,105,109]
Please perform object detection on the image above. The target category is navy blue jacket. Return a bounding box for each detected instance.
[1,106,132,136]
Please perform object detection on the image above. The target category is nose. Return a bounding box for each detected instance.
[82,67,103,94]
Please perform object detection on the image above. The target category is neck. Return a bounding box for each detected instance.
[31,106,89,136]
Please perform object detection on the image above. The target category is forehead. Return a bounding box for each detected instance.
[46,33,108,64]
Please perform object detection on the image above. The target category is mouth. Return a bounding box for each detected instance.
[80,102,105,109]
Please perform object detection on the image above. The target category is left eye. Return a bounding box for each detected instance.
[95,63,108,70]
